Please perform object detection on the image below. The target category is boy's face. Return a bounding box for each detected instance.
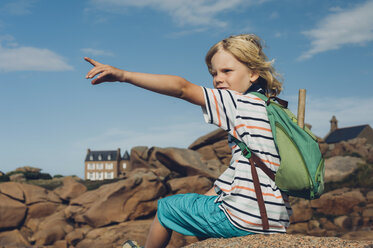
[210,49,258,93]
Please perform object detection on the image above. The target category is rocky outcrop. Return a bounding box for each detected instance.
[71,169,166,227]
[1,129,373,247]
[130,146,221,179]
[323,138,373,163]
[324,156,365,182]
[54,176,87,201]
[185,233,373,248]
[288,188,372,238]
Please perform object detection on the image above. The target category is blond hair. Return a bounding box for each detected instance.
[205,34,283,96]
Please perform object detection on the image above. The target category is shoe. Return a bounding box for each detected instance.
[122,240,143,248]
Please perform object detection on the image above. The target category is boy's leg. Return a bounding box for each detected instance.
[145,213,172,248]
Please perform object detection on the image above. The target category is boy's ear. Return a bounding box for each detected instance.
[250,71,260,83]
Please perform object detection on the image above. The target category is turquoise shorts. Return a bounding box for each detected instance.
[157,193,254,238]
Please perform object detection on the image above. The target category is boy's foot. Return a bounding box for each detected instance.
[122,240,143,248]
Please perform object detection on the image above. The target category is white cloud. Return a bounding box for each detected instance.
[89,0,269,28]
[0,36,73,72]
[287,95,373,138]
[81,48,114,57]
[2,0,37,16]
[299,0,373,60]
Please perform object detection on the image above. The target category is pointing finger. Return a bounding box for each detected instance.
[84,57,102,67]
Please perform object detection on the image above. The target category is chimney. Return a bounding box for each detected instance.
[330,116,338,132]
[87,148,91,155]
[117,148,121,161]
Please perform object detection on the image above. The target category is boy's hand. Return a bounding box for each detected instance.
[84,57,126,85]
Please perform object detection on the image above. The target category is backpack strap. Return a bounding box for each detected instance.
[232,137,276,230]
[250,92,288,108]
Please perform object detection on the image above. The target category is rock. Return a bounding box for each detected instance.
[168,232,200,248]
[195,146,219,161]
[367,191,373,203]
[324,156,364,183]
[212,139,231,160]
[0,182,25,201]
[76,219,153,248]
[53,240,68,248]
[65,229,85,246]
[32,210,73,246]
[289,199,313,223]
[54,176,87,201]
[0,229,30,247]
[168,176,213,195]
[130,146,151,169]
[362,205,373,217]
[185,233,373,247]
[311,188,365,215]
[27,202,60,220]
[341,230,373,240]
[9,173,26,182]
[71,169,166,227]
[0,182,62,205]
[287,222,309,234]
[334,216,349,229]
[189,128,228,150]
[16,166,41,173]
[154,147,220,179]
[0,194,27,229]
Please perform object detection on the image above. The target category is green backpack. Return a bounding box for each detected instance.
[234,92,325,200]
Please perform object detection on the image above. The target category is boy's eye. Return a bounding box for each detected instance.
[223,69,232,73]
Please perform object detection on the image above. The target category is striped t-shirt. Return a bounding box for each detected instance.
[201,86,292,234]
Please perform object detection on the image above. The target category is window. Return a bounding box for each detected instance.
[98,154,102,160]
[122,163,127,169]
[105,163,113,170]
[108,154,111,160]
[97,172,103,180]
[87,163,95,170]
[89,155,93,160]
[89,172,95,180]
[105,172,114,179]
[97,163,103,170]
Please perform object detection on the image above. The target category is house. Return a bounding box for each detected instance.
[324,116,373,145]
[84,148,131,181]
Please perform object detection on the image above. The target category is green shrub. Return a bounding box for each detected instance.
[53,174,64,178]
[0,174,10,182]
[82,178,121,191]
[39,173,52,180]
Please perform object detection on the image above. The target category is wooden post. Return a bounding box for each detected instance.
[297,89,306,129]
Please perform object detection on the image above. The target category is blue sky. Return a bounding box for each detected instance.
[1,0,372,178]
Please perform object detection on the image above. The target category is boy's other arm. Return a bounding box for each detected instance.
[85,57,205,107]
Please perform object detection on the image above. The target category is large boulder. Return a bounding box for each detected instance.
[0,194,27,229]
[31,210,73,246]
[0,182,61,205]
[189,129,232,169]
[168,175,213,195]
[311,188,366,215]
[0,182,25,202]
[0,229,30,248]
[189,128,228,150]
[324,156,364,183]
[15,166,41,173]
[71,169,167,227]
[75,219,153,248]
[289,199,313,223]
[54,176,87,201]
[154,147,220,179]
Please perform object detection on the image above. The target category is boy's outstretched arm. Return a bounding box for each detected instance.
[85,57,205,107]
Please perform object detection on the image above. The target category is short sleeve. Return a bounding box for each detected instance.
[201,87,237,133]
